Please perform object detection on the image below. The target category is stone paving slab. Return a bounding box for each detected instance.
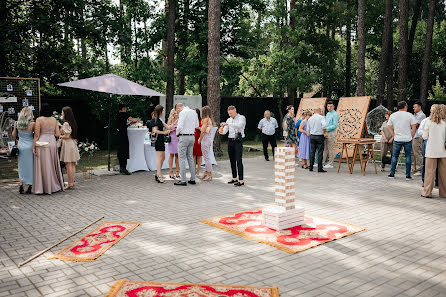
[1,157,446,296]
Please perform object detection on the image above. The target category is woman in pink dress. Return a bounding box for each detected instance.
[33,104,64,194]
[167,109,180,179]
[198,106,215,181]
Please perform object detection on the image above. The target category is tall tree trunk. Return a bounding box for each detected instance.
[165,0,176,115]
[376,0,393,105]
[288,0,296,106]
[0,0,7,75]
[356,0,366,96]
[345,21,352,97]
[178,70,185,95]
[134,18,138,68]
[207,0,222,155]
[408,0,422,59]
[397,0,409,102]
[81,38,87,74]
[80,4,87,76]
[105,43,110,73]
[419,0,436,105]
[386,33,394,110]
[119,0,125,63]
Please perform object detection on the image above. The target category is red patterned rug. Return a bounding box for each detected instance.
[50,221,140,261]
[105,280,279,297]
[202,209,365,253]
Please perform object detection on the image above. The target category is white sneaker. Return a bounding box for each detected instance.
[323,164,334,169]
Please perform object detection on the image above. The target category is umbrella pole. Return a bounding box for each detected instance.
[108,94,112,171]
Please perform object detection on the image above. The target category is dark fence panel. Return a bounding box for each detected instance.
[42,95,444,146]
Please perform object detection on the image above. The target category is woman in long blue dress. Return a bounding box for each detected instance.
[297,111,312,169]
[12,107,35,194]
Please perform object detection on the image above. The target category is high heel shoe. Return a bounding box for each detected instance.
[64,184,75,190]
[155,175,159,181]
[199,171,208,179]
[26,185,32,194]
[203,173,212,181]
[19,185,24,194]
[157,175,165,183]
[175,172,180,178]
[169,171,175,179]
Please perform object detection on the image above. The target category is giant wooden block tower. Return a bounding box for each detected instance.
[262,147,305,230]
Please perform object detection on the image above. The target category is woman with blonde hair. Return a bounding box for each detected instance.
[60,106,80,190]
[422,104,446,198]
[12,107,35,194]
[167,109,180,178]
[198,106,215,181]
[297,111,312,169]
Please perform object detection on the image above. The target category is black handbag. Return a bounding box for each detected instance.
[382,155,392,165]
[235,132,243,142]
[10,146,18,157]
[165,134,171,143]
[150,134,157,147]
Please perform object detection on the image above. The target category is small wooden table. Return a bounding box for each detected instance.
[337,138,377,176]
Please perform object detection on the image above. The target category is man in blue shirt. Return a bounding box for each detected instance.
[323,101,339,169]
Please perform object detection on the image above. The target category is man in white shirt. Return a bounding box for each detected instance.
[174,103,199,186]
[387,101,417,179]
[258,110,278,161]
[307,107,327,172]
[412,102,426,175]
[220,105,246,186]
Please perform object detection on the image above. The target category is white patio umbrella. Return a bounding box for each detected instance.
[58,74,165,170]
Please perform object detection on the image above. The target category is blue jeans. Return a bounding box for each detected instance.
[390,140,412,176]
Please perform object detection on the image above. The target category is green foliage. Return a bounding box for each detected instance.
[1,0,445,112]
[429,77,446,101]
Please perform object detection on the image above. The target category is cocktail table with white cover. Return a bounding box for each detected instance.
[144,141,171,171]
[126,128,149,173]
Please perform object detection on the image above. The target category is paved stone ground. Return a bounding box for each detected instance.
[1,157,446,297]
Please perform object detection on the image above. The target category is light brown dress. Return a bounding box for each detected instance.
[34,125,64,194]
[60,122,80,162]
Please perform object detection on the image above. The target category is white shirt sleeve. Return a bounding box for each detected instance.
[307,118,312,134]
[258,119,263,129]
[222,118,230,135]
[410,115,417,125]
[423,120,430,140]
[387,115,393,127]
[273,118,278,129]
[176,111,185,136]
[193,112,199,129]
[228,115,246,131]
[321,117,327,130]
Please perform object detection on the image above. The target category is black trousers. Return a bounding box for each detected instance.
[262,133,277,159]
[228,139,244,180]
[310,135,325,171]
[117,134,129,172]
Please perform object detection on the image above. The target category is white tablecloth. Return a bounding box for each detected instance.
[127,128,149,173]
[143,127,218,171]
